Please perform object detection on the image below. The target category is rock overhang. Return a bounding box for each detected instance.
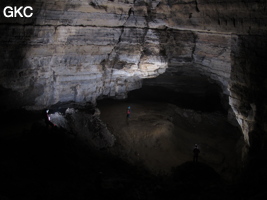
[0,0,267,150]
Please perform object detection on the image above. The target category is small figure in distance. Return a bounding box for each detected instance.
[126,106,131,119]
[193,144,200,163]
[45,109,55,129]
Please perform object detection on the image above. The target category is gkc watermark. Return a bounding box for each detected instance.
[3,6,33,18]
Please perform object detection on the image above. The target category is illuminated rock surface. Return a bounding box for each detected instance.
[1,1,267,151]
[1,1,266,149]
[0,1,267,198]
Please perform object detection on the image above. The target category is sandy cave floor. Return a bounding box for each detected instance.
[98,99,243,179]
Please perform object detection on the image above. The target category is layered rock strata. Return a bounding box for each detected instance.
[0,0,267,150]
[230,35,267,152]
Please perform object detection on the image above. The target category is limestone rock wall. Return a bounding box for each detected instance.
[1,0,266,34]
[163,0,267,35]
[0,0,267,150]
[230,35,267,152]
[0,25,168,108]
[194,33,231,95]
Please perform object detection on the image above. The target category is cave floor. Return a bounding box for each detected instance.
[97,99,242,180]
[0,103,265,200]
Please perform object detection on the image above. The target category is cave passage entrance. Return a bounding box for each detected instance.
[128,74,225,112]
[98,71,242,179]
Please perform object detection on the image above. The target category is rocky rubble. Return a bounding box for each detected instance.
[48,103,116,149]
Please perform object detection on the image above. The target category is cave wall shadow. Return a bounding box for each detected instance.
[128,26,225,112]
[230,35,267,154]
[0,0,42,111]
[128,74,225,112]
[229,34,267,196]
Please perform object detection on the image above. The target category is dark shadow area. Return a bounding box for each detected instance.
[0,107,266,200]
[47,101,96,115]
[128,75,224,112]
[239,152,267,200]
[169,162,227,199]
[0,121,232,200]
[0,0,42,110]
[229,35,267,199]
[172,161,221,183]
[0,114,156,200]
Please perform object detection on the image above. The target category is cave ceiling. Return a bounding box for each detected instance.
[0,0,267,148]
